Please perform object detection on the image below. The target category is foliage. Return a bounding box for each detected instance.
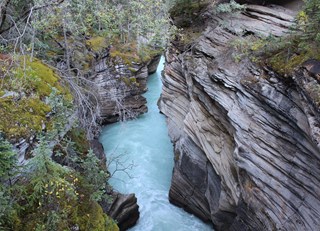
[297,0,320,44]
[1,58,70,98]
[0,136,17,180]
[86,37,108,53]
[79,149,109,202]
[0,137,19,230]
[0,135,117,231]
[215,0,246,14]
[20,137,78,230]
[0,0,169,56]
[228,35,272,63]
[25,137,77,204]
[0,0,170,64]
[110,42,163,67]
[0,97,50,139]
[53,134,110,202]
[0,0,169,229]
[45,87,73,139]
[225,0,320,76]
[262,0,320,75]
[168,0,211,20]
[0,0,170,139]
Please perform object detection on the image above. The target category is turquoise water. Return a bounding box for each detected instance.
[99,57,213,231]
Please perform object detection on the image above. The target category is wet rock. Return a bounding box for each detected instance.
[101,191,139,231]
[147,54,162,74]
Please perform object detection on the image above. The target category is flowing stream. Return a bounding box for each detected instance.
[99,57,213,231]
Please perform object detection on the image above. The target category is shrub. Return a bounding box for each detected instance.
[215,0,246,13]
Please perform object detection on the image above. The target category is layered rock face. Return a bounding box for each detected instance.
[93,54,161,123]
[159,3,320,231]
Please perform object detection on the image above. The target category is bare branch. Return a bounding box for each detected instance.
[107,149,136,180]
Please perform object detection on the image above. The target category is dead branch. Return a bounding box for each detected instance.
[107,150,136,180]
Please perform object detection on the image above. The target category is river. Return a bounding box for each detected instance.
[99,57,213,231]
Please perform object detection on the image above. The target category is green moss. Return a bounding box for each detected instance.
[2,58,72,100]
[266,45,320,76]
[87,37,107,52]
[110,45,141,66]
[250,39,267,52]
[121,77,131,86]
[0,97,51,139]
[138,46,163,63]
[120,77,139,87]
[128,67,137,73]
[110,42,162,66]
[65,174,118,231]
[130,77,137,84]
[255,33,320,76]
[106,216,119,231]
[0,57,73,139]
[74,201,119,231]
[228,36,269,63]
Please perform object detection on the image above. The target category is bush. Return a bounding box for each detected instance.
[299,0,320,43]
[215,0,246,13]
[0,137,19,230]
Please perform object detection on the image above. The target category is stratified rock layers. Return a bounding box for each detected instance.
[159,5,320,231]
[93,55,161,123]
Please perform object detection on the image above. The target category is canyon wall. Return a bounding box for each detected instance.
[159,3,320,231]
[93,53,161,123]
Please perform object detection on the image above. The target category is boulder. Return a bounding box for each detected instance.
[101,191,139,231]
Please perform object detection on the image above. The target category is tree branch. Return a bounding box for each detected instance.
[0,0,65,34]
[0,0,11,31]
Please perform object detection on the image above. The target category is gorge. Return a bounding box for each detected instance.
[1,0,320,230]
[100,57,213,230]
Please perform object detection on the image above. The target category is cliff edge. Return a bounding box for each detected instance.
[159,1,320,230]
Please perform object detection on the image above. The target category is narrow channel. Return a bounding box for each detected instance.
[99,57,213,231]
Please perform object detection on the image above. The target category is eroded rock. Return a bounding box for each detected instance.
[159,3,320,231]
[93,55,161,124]
[101,191,139,231]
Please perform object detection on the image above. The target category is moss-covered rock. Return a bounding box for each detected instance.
[9,58,71,98]
[0,57,72,140]
[0,97,51,139]
[73,200,119,231]
[86,37,108,53]
[110,42,162,66]
[267,47,320,76]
